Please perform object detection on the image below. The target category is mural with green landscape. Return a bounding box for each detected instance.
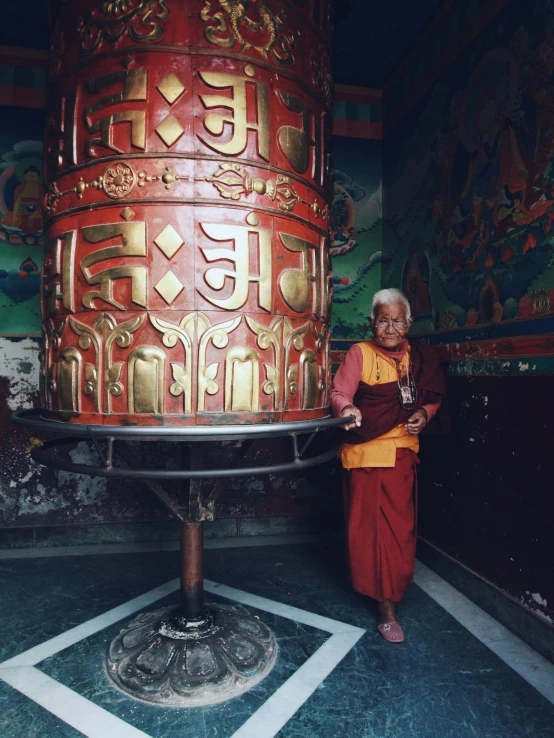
[330,136,383,340]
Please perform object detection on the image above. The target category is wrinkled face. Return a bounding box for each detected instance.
[372,301,412,350]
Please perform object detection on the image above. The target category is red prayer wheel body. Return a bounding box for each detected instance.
[42,0,333,426]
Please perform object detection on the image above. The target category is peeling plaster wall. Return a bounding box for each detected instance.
[0,339,342,534]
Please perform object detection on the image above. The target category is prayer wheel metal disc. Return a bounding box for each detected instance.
[107,603,277,707]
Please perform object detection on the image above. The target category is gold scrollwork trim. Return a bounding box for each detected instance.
[197,314,242,412]
[78,0,170,56]
[46,151,327,202]
[46,161,326,221]
[200,163,327,219]
[69,317,102,412]
[45,162,139,216]
[310,43,333,110]
[200,0,296,67]
[283,318,309,410]
[245,315,283,410]
[149,313,194,414]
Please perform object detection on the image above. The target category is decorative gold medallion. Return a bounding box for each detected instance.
[103,162,137,199]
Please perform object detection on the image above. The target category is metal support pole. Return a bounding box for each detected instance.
[180,444,205,620]
[180,520,204,620]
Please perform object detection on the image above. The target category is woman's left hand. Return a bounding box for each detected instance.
[405,408,428,435]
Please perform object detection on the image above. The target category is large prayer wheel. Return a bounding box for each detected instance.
[42,0,334,426]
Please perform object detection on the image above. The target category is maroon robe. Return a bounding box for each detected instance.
[337,340,446,602]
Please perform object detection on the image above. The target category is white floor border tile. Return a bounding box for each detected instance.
[0,578,365,738]
[414,561,554,706]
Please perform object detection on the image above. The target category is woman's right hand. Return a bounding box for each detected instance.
[340,405,362,431]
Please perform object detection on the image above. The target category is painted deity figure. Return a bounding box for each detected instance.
[3,166,45,233]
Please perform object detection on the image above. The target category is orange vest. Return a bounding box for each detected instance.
[339,341,419,469]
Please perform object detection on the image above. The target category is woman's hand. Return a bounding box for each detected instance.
[340,405,362,431]
[405,407,428,435]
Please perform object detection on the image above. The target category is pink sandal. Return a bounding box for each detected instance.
[377,621,405,643]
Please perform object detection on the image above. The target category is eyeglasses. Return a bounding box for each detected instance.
[374,319,409,331]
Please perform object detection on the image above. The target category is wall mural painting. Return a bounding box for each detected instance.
[330,136,384,340]
[383,1,554,335]
[0,107,45,336]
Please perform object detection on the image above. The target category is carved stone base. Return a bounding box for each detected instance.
[106,602,277,707]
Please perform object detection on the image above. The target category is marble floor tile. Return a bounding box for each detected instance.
[37,591,329,738]
[1,541,553,738]
[0,678,82,738]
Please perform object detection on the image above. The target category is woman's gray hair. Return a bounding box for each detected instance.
[371,288,411,321]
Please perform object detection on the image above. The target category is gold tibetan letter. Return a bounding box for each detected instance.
[80,222,147,310]
[198,71,270,161]
[278,92,318,176]
[199,222,271,312]
[43,230,77,317]
[279,233,325,317]
[85,69,147,157]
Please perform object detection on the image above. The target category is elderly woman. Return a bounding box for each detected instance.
[331,288,445,642]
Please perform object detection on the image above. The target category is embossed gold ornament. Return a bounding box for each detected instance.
[282,319,325,411]
[246,315,283,409]
[103,162,137,198]
[43,231,77,316]
[80,222,148,310]
[150,313,195,414]
[44,182,61,218]
[69,313,145,414]
[154,224,184,259]
[155,115,185,147]
[202,163,326,217]
[310,44,334,110]
[137,167,190,190]
[283,318,308,409]
[57,348,83,412]
[44,162,139,216]
[198,221,272,311]
[42,319,67,409]
[204,162,299,211]
[200,0,295,67]
[197,315,242,411]
[78,0,170,55]
[198,71,270,160]
[128,345,166,413]
[154,270,185,304]
[156,72,185,104]
[85,69,147,157]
